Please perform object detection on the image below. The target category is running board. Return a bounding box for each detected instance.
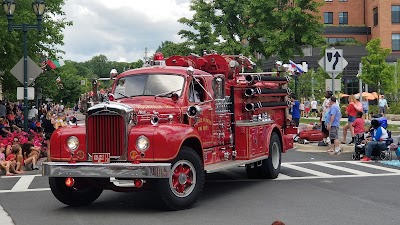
[204,156,268,173]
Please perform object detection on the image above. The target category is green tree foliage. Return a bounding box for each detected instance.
[360,38,393,94]
[178,0,324,61]
[156,41,192,57]
[287,68,329,101]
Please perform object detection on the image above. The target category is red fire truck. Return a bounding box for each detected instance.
[43,52,296,210]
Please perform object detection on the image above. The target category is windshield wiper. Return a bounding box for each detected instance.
[155,89,181,98]
[116,92,130,98]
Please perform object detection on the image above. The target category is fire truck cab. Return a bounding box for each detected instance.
[43,52,295,210]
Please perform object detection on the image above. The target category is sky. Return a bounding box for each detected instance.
[60,0,193,63]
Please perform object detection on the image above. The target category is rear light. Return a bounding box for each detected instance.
[134,179,144,188]
[65,177,75,187]
[108,93,115,101]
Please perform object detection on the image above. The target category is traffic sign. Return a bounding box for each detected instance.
[318,48,348,78]
[10,56,42,86]
[325,79,341,92]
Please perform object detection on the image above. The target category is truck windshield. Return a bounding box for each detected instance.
[113,74,184,99]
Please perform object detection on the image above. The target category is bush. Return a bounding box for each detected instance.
[388,102,400,114]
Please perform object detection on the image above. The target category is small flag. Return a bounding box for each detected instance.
[56,76,61,83]
[41,60,47,72]
[47,59,65,69]
[289,60,304,74]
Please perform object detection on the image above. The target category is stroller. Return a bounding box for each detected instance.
[352,118,393,161]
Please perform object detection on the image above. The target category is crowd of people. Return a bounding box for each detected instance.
[290,91,392,161]
[0,100,72,175]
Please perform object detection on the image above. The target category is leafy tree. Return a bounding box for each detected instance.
[178,0,324,61]
[360,38,393,94]
[156,41,192,57]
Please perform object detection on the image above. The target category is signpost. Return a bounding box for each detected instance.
[318,47,348,94]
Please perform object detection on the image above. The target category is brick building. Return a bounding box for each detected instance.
[264,0,400,94]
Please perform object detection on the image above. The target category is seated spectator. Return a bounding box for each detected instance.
[0,118,12,137]
[5,145,23,173]
[22,135,41,165]
[352,111,365,140]
[0,144,13,176]
[361,119,388,162]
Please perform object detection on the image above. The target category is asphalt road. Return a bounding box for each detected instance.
[1,150,400,225]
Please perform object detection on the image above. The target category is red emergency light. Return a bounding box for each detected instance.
[154,52,164,60]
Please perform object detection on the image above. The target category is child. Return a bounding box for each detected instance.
[6,145,23,173]
[0,144,13,176]
[352,111,365,139]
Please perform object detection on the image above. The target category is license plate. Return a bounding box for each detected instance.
[92,153,110,164]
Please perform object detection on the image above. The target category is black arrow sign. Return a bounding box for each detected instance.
[332,52,341,70]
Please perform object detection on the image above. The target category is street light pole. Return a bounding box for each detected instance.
[3,0,46,132]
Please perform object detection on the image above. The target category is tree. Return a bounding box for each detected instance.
[0,0,72,100]
[178,0,324,61]
[360,38,393,94]
[156,41,192,57]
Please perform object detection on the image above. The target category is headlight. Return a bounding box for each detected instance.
[136,135,150,151]
[67,136,79,152]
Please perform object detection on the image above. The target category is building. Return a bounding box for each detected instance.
[264,0,400,95]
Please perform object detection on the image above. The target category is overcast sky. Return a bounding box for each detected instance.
[60,0,193,62]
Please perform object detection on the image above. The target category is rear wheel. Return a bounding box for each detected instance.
[156,146,204,210]
[258,133,282,179]
[49,177,103,207]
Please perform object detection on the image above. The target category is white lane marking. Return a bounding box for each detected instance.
[11,176,36,192]
[312,162,371,175]
[345,161,400,173]
[0,188,50,193]
[1,174,42,179]
[282,163,334,177]
[0,204,14,225]
[277,173,291,179]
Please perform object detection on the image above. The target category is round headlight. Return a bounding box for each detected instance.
[67,136,79,152]
[136,135,150,152]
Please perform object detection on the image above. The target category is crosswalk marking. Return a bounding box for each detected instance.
[282,163,334,177]
[2,161,400,192]
[311,162,371,175]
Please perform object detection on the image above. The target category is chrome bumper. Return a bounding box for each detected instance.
[42,162,171,178]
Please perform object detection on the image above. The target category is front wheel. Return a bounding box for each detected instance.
[258,133,282,179]
[156,146,204,210]
[49,177,103,207]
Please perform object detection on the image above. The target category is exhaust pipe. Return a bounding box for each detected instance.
[245,88,292,97]
[245,74,291,84]
[245,101,291,111]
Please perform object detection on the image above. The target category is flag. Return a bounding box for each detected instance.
[289,60,304,74]
[47,59,65,69]
[41,60,47,72]
[56,76,61,83]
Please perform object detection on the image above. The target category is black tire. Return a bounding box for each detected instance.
[156,146,204,210]
[258,133,282,179]
[49,177,103,207]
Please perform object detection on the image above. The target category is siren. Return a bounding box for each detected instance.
[187,105,202,118]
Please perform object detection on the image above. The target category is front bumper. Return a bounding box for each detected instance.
[42,162,171,178]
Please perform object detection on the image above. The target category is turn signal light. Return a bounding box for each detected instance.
[65,177,75,187]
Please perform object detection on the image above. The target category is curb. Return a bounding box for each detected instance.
[294,143,354,153]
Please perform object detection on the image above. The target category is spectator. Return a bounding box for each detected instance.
[352,111,365,139]
[5,145,23,173]
[361,119,388,162]
[304,98,310,118]
[342,95,357,144]
[0,100,6,118]
[42,112,55,162]
[0,144,13,176]
[299,100,305,117]
[0,118,12,137]
[310,98,318,117]
[28,105,38,121]
[320,91,334,146]
[361,97,369,120]
[378,95,388,117]
[22,135,40,170]
[327,96,342,155]
[290,94,300,127]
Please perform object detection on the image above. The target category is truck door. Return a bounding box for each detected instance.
[188,76,214,147]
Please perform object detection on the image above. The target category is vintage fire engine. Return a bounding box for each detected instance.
[43,52,296,210]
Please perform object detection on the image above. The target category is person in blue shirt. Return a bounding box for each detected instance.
[361,119,389,161]
[327,96,342,155]
[290,94,300,127]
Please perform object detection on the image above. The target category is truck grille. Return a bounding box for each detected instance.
[87,115,125,156]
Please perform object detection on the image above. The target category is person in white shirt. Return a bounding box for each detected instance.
[310,98,318,117]
[28,106,38,120]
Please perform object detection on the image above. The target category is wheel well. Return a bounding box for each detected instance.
[181,137,203,162]
[272,128,283,151]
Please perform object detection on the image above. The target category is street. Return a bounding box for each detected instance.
[1,150,400,225]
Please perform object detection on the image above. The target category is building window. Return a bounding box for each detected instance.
[339,12,348,25]
[373,7,378,26]
[392,34,400,51]
[392,6,400,23]
[325,0,333,2]
[339,0,348,2]
[324,12,333,24]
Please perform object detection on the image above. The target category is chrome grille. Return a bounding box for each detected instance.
[87,115,125,156]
